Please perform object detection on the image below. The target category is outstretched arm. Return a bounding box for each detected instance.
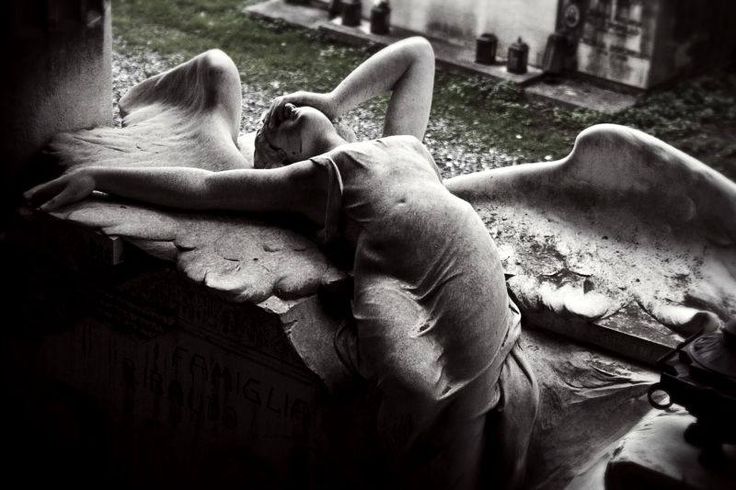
[268,36,435,140]
[24,163,326,221]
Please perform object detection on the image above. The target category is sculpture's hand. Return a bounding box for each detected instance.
[265,91,336,128]
[24,168,96,211]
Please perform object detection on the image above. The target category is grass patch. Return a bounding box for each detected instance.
[113,0,736,179]
[114,0,367,93]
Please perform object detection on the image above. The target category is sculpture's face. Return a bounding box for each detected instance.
[253,106,335,169]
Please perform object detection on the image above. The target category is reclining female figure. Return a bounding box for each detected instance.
[26,37,538,490]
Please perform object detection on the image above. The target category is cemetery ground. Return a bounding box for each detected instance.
[114,0,736,181]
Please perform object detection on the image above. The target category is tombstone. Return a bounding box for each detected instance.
[566,0,736,89]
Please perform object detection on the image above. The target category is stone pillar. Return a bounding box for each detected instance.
[0,0,112,215]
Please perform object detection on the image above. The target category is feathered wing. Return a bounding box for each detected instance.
[46,51,346,309]
[447,123,736,360]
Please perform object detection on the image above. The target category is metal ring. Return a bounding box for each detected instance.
[647,383,673,410]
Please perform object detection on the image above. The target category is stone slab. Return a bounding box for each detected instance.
[520,329,656,489]
[319,19,544,86]
[526,77,639,114]
[245,0,327,29]
[605,412,736,490]
[521,303,676,367]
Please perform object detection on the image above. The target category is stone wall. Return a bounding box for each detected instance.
[0,0,112,210]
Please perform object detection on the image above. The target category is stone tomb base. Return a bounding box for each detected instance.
[13,221,330,488]
[3,211,662,489]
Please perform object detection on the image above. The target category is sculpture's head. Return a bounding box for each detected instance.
[253,104,354,169]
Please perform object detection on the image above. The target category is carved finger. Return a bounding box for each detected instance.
[267,96,284,129]
[24,177,66,206]
[259,109,269,125]
[284,103,297,120]
[40,183,75,211]
[275,100,289,127]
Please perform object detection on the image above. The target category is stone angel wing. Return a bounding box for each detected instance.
[44,49,346,312]
[447,123,736,362]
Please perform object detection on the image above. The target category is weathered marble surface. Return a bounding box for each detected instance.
[51,199,345,311]
[520,329,655,489]
[52,122,736,364]
[46,50,345,314]
[604,411,736,490]
[448,124,736,363]
[48,50,736,366]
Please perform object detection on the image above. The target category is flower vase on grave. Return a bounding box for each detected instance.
[476,33,498,65]
[342,0,362,27]
[370,1,391,35]
[507,37,529,74]
[328,0,341,19]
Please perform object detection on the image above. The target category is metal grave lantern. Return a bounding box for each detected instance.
[542,31,569,75]
[370,0,391,35]
[328,0,342,19]
[475,33,498,65]
[507,37,529,74]
[342,0,362,27]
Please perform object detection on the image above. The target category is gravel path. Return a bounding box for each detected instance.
[113,40,518,178]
